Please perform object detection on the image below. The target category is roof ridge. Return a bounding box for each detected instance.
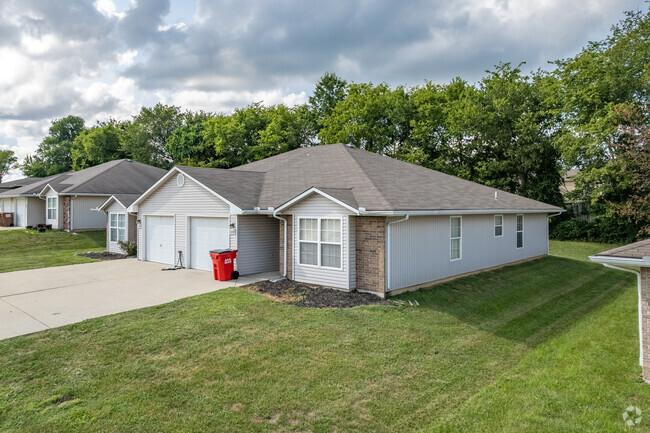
[339,144,392,209]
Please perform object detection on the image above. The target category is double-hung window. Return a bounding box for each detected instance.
[450,216,462,260]
[516,214,524,248]
[494,215,503,237]
[110,213,127,243]
[298,217,341,268]
[46,197,57,220]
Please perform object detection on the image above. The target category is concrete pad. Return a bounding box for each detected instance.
[0,259,280,340]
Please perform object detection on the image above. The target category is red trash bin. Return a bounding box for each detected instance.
[209,249,238,281]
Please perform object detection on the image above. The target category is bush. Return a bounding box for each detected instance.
[117,240,137,256]
[550,215,637,243]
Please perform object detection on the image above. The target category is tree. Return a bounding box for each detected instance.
[22,115,85,176]
[203,103,312,168]
[71,120,126,170]
[308,72,348,131]
[319,82,414,155]
[166,111,216,166]
[611,105,650,237]
[0,150,17,183]
[121,103,184,168]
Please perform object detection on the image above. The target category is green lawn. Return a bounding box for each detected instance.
[1,241,647,432]
[0,229,105,273]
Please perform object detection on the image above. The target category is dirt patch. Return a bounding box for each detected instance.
[243,279,388,308]
[76,251,128,261]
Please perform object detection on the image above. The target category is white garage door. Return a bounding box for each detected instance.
[190,217,229,271]
[145,216,175,265]
[15,198,25,227]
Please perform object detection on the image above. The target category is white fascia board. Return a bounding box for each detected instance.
[589,255,650,267]
[359,208,564,216]
[58,193,112,197]
[98,196,126,212]
[37,183,57,198]
[274,187,360,215]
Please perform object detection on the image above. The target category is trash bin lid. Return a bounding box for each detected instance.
[210,249,234,254]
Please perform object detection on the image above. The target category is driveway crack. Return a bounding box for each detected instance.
[1,298,50,329]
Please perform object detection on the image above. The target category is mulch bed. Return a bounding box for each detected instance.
[76,252,129,261]
[242,279,389,308]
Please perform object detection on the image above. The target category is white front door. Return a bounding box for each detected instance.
[15,198,25,227]
[190,217,229,271]
[145,216,175,265]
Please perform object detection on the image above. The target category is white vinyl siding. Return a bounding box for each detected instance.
[450,216,461,261]
[236,215,279,275]
[494,215,503,237]
[516,214,524,248]
[387,213,549,291]
[286,194,355,290]
[136,174,230,266]
[72,196,108,230]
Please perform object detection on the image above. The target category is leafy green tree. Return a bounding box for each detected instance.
[308,72,348,132]
[166,111,216,166]
[554,9,650,212]
[22,115,85,176]
[203,103,312,167]
[71,120,126,170]
[0,149,17,183]
[121,103,184,168]
[319,82,414,155]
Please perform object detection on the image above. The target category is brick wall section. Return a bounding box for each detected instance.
[356,216,386,295]
[279,215,293,279]
[62,196,71,231]
[642,267,650,381]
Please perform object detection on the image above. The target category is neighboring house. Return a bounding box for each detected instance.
[98,194,140,254]
[128,143,562,297]
[590,239,650,383]
[0,176,55,227]
[0,160,166,230]
[559,168,579,195]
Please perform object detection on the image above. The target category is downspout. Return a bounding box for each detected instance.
[272,209,288,279]
[546,212,563,255]
[386,214,410,292]
[603,263,643,367]
[70,195,77,231]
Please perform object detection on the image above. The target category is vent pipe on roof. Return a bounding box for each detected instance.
[494,191,498,200]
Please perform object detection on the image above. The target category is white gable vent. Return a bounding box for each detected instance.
[177,173,185,187]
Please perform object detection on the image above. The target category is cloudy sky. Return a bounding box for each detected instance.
[0,0,643,179]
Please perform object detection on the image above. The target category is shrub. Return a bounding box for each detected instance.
[550,215,637,243]
[117,240,137,256]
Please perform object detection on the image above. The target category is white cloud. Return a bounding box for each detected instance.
[94,0,125,19]
[117,49,138,66]
[168,89,308,114]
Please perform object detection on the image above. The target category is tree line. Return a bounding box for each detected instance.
[6,8,649,241]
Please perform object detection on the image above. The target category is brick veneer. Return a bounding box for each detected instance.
[642,267,650,381]
[355,216,386,295]
[62,196,71,231]
[279,215,293,279]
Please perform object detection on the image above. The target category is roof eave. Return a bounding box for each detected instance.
[359,208,564,216]
[589,255,650,267]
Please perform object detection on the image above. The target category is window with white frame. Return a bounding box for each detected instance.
[494,215,503,237]
[110,213,127,243]
[450,216,462,260]
[298,217,342,268]
[516,214,524,248]
[46,197,57,220]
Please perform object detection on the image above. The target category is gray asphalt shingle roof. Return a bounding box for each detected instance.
[181,143,561,212]
[0,160,166,198]
[0,177,41,189]
[593,239,650,260]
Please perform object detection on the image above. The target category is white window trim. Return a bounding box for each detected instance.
[494,214,503,238]
[450,215,462,261]
[46,196,57,221]
[297,216,343,270]
[516,214,524,249]
[109,212,127,243]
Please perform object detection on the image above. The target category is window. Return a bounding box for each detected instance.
[46,197,57,220]
[298,217,342,268]
[450,216,461,260]
[516,214,524,248]
[494,215,503,237]
[110,213,127,243]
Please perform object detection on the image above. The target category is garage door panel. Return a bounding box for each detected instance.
[145,216,175,265]
[190,217,229,271]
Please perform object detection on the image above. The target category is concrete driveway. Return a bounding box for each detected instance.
[0,259,279,340]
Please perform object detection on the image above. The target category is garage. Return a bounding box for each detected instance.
[189,217,229,271]
[145,216,175,265]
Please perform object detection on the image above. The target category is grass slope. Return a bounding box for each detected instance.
[0,241,646,432]
[0,230,105,273]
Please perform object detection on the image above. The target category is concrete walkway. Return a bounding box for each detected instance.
[0,259,279,340]
[0,226,26,231]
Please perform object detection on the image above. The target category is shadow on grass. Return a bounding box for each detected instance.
[395,256,635,347]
